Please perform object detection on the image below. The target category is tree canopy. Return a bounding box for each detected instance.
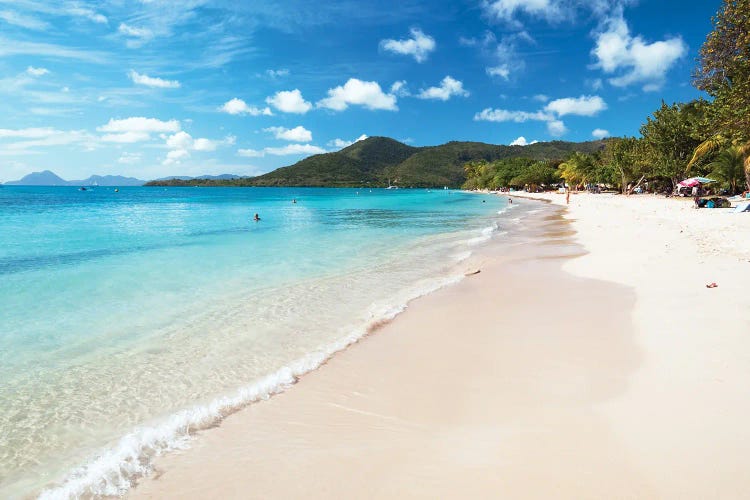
[640,101,707,185]
[692,0,750,190]
[693,0,750,142]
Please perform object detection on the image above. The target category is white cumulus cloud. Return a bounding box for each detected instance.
[390,80,410,97]
[592,128,610,138]
[166,131,192,150]
[592,13,686,90]
[219,98,272,116]
[162,132,233,165]
[265,89,312,114]
[264,126,313,142]
[237,148,264,158]
[417,76,469,101]
[544,95,607,116]
[166,132,233,152]
[98,117,180,143]
[328,134,368,149]
[509,136,538,146]
[317,79,397,111]
[547,120,567,136]
[195,136,231,151]
[163,148,189,165]
[98,117,180,134]
[474,95,605,139]
[128,70,180,89]
[380,28,436,63]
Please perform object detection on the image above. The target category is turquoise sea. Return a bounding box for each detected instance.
[0,186,512,498]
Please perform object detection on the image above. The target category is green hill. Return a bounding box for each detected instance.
[248,137,417,187]
[146,137,606,188]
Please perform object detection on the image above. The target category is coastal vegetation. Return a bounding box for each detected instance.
[464,0,750,195]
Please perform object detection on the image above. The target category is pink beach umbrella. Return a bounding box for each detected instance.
[678,177,715,188]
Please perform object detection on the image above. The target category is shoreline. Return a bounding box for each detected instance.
[29,192,512,499]
[129,200,647,498]
[131,191,750,498]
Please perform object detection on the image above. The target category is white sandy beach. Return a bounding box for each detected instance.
[131,193,750,499]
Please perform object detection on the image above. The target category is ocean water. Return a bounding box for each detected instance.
[0,186,511,498]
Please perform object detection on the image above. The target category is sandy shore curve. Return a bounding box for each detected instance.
[130,194,750,499]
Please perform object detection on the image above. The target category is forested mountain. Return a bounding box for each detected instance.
[146,137,606,188]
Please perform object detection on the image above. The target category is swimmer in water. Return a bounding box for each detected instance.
[292,199,296,204]
[253,213,260,221]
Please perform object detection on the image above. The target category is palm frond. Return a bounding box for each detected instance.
[687,135,726,170]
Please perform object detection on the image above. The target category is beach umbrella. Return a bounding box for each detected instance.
[678,177,716,187]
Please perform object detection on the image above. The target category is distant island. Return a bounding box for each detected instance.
[3,172,241,187]
[4,171,147,187]
[146,137,606,188]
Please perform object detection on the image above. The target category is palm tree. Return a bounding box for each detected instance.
[707,147,746,194]
[689,135,750,191]
[558,152,595,190]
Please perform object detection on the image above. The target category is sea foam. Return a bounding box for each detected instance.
[38,273,464,499]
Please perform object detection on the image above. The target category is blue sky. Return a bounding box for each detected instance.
[0,0,719,181]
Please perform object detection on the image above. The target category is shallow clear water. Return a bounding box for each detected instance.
[0,186,508,497]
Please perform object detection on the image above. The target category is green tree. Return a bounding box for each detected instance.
[463,160,488,184]
[691,0,750,190]
[640,101,706,189]
[693,0,750,141]
[558,152,597,189]
[707,146,746,194]
[509,161,560,189]
[599,137,651,193]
